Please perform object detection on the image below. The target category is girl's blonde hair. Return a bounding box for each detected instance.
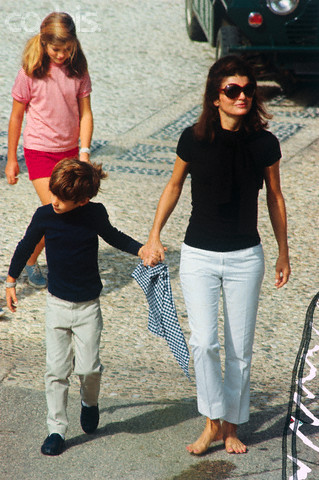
[22,12,88,78]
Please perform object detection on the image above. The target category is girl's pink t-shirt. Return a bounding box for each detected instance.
[12,63,92,152]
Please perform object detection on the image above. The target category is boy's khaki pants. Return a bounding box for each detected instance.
[45,293,103,436]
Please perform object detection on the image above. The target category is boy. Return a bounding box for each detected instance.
[6,158,143,456]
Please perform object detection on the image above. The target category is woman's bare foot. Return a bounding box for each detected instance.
[222,421,247,454]
[186,417,223,455]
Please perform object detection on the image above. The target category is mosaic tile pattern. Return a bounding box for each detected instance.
[107,164,172,176]
[274,107,319,119]
[116,144,175,165]
[269,121,304,143]
[0,103,307,176]
[0,138,108,164]
[151,105,201,141]
[151,106,305,143]
[0,133,23,163]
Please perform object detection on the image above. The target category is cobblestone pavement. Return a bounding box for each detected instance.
[0,1,319,479]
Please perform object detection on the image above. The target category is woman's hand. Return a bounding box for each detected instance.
[264,162,290,289]
[275,253,291,288]
[138,239,167,267]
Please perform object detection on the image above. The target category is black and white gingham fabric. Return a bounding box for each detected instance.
[132,262,190,379]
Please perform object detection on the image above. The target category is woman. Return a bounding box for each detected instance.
[140,56,290,455]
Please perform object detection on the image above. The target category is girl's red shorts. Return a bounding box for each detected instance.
[24,147,79,180]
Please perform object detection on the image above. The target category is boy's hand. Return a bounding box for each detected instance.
[6,287,18,312]
[138,241,167,267]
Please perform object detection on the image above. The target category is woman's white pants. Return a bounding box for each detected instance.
[180,242,265,424]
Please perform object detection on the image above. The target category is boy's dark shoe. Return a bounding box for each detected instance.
[80,403,99,434]
[41,433,65,456]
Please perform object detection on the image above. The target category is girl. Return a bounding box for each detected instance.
[140,56,290,455]
[5,12,93,288]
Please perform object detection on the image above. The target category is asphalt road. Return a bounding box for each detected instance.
[0,1,319,479]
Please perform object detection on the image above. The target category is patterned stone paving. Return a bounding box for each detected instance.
[0,95,311,177]
[0,3,318,479]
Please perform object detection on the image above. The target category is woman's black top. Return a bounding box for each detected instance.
[176,125,281,252]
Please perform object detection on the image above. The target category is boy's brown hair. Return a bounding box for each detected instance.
[49,158,107,203]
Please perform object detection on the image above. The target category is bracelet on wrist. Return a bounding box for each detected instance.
[5,281,16,288]
[80,147,91,154]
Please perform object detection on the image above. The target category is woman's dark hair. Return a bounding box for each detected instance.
[194,55,272,142]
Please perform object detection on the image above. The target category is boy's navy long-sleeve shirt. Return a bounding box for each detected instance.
[9,202,143,302]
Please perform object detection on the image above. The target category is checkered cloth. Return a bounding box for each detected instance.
[132,262,190,379]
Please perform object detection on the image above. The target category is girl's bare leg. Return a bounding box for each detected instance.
[26,177,51,266]
[26,237,46,266]
[32,177,51,205]
[222,421,247,454]
[186,417,223,455]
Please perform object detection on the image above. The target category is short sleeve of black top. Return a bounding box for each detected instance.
[176,126,281,252]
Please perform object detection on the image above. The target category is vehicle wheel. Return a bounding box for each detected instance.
[185,0,207,42]
[216,25,241,59]
[277,70,298,96]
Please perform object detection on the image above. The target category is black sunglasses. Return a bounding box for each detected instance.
[218,83,256,99]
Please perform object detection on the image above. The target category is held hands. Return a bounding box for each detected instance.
[275,253,291,289]
[138,238,167,267]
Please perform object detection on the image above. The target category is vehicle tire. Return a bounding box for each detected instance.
[216,25,241,59]
[185,0,207,42]
[277,70,298,96]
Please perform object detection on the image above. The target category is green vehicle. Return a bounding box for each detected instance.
[186,0,319,88]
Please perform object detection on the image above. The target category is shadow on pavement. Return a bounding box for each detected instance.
[66,397,288,452]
